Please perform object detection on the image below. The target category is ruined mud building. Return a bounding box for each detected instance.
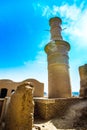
[0,17,87,129]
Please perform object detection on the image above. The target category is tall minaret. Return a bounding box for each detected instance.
[45,17,72,98]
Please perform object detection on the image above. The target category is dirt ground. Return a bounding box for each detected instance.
[0,100,87,130]
[33,100,87,130]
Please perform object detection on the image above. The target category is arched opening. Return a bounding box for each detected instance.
[0,88,8,98]
[11,89,15,94]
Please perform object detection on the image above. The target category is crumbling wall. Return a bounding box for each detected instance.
[79,64,87,97]
[34,98,82,120]
[0,99,4,117]
[4,82,34,130]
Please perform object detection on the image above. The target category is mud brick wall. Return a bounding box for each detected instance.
[5,82,34,130]
[0,99,4,117]
[0,79,44,97]
[34,97,82,120]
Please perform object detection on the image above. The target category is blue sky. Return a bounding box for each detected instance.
[0,0,87,92]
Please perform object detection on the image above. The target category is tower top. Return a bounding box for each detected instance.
[49,17,62,25]
[49,17,63,40]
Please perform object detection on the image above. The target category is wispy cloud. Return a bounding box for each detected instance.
[42,6,51,17]
[34,2,87,48]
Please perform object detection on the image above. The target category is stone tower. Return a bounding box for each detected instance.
[45,17,71,98]
[79,64,87,97]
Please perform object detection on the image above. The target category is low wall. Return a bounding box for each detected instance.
[34,97,82,120]
[0,97,83,122]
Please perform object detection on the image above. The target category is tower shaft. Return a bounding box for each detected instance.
[45,17,71,98]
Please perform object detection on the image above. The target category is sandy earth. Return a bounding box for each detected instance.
[0,100,87,130]
[33,100,87,130]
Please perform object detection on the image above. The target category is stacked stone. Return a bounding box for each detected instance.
[5,82,34,130]
[49,17,63,40]
[45,17,71,98]
[0,98,4,117]
[79,64,87,97]
[34,98,81,120]
[0,97,11,125]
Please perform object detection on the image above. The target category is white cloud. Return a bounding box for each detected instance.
[42,6,52,17]
[70,67,80,92]
[38,3,82,20]
[37,2,87,48]
[58,4,82,20]
[63,6,87,47]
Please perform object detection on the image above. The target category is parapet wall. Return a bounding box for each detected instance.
[0,97,83,123]
[34,97,82,120]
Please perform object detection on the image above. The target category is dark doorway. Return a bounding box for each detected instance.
[11,89,15,94]
[0,88,8,98]
[84,88,87,97]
